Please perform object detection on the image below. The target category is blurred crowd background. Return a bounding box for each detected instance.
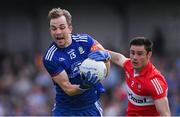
[0,0,180,116]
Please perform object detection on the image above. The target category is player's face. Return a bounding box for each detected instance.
[130,45,152,71]
[49,16,72,48]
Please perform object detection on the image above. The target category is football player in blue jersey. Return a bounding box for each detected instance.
[42,7,110,116]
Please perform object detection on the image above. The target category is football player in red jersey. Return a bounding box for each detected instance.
[88,37,171,116]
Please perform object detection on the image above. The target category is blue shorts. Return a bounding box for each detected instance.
[52,101,103,116]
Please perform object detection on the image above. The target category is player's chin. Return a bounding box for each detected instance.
[55,40,65,46]
[132,64,139,69]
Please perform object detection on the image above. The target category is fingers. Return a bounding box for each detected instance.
[89,74,98,83]
[83,71,99,85]
[88,50,110,62]
[81,71,92,81]
[88,51,101,60]
[86,71,91,81]
[81,72,86,80]
[89,74,99,85]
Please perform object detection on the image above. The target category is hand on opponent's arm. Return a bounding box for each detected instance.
[89,50,128,68]
[88,50,111,62]
[88,50,111,77]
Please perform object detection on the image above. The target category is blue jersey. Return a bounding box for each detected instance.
[43,34,101,109]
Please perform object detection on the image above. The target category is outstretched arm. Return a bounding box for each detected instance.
[88,50,128,68]
[108,50,128,68]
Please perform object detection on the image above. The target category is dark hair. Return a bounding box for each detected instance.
[48,7,72,26]
[130,37,153,53]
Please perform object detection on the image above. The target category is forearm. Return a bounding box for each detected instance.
[108,50,127,67]
[105,60,110,77]
[52,72,86,96]
[62,83,85,96]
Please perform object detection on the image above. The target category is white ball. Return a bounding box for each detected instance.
[79,58,107,81]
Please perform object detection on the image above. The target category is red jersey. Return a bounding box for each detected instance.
[123,59,168,116]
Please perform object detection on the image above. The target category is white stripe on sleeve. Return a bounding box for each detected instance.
[151,78,163,95]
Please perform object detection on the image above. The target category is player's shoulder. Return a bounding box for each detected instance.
[43,42,58,62]
[146,65,168,98]
[148,64,165,80]
[72,33,93,43]
[123,59,131,69]
[147,64,167,86]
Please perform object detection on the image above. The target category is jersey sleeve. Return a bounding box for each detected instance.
[43,58,64,77]
[86,35,105,52]
[148,75,168,100]
[123,59,131,69]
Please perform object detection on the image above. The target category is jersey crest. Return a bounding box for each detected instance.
[78,46,85,54]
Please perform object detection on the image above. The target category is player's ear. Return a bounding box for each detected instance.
[148,51,152,59]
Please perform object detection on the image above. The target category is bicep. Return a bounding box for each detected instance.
[154,97,171,116]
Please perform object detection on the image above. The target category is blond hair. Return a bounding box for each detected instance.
[48,7,72,26]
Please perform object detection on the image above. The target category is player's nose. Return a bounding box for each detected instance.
[56,28,62,34]
[132,54,138,60]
